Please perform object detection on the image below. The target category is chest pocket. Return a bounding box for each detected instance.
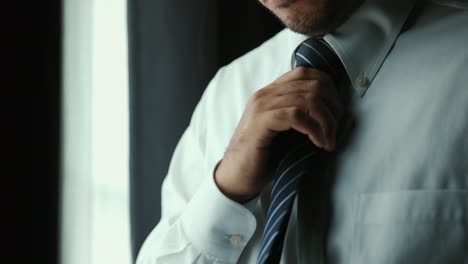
[351,190,468,264]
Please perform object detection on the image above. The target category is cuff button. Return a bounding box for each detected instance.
[227,234,242,247]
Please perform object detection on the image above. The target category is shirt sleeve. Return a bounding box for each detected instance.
[136,68,258,264]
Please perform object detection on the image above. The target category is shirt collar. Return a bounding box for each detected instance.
[287,0,418,96]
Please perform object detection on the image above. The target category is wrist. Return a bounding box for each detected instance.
[214,158,261,203]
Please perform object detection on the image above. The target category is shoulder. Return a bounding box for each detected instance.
[421,1,468,33]
[399,2,468,51]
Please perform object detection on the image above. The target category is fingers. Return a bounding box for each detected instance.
[268,68,344,119]
[262,107,325,149]
[272,66,333,84]
[308,99,337,150]
[248,67,345,151]
[262,103,336,151]
[254,84,340,150]
[263,80,344,119]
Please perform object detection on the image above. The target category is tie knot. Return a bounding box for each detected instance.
[295,38,348,83]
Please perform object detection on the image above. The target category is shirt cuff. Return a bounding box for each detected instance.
[242,193,260,214]
[180,164,258,263]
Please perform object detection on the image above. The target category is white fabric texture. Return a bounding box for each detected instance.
[136,0,468,263]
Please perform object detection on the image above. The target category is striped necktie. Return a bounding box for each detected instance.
[257,38,347,264]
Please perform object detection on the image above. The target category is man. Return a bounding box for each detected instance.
[137,0,468,263]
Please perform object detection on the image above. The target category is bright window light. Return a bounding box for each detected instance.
[61,0,130,263]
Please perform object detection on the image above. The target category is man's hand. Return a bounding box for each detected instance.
[214,67,344,203]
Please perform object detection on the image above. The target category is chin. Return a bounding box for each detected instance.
[262,0,363,36]
[265,0,332,35]
[277,6,332,36]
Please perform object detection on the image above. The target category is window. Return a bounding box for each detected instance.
[61,0,131,263]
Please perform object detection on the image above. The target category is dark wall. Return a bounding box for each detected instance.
[128,0,283,259]
[128,0,218,259]
[217,1,284,66]
[19,0,62,263]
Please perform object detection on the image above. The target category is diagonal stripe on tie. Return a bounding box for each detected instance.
[256,38,348,264]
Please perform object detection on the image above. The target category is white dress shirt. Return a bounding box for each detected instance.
[136,0,468,263]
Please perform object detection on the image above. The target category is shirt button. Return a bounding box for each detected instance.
[227,234,242,247]
[355,73,369,87]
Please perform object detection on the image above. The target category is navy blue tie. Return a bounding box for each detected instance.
[257,38,347,264]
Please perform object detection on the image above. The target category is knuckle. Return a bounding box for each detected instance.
[250,88,270,105]
[252,88,267,101]
[249,92,266,112]
[294,66,309,76]
[250,101,263,113]
[251,99,266,113]
[273,109,287,121]
[288,106,304,120]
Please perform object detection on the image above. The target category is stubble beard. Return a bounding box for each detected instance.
[272,0,365,36]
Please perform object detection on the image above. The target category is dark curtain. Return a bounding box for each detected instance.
[17,0,62,263]
[128,0,283,260]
